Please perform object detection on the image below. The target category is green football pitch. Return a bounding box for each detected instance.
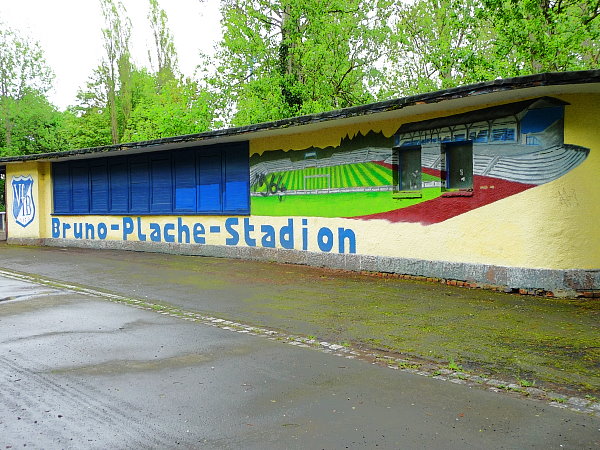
[252,162,393,192]
[251,189,442,218]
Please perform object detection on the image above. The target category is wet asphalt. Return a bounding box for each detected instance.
[0,245,599,449]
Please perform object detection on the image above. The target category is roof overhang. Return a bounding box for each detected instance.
[1,70,599,165]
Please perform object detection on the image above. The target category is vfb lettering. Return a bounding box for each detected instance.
[12,175,36,227]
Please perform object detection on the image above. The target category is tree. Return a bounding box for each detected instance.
[382,0,497,96]
[72,0,215,144]
[483,0,600,74]
[0,91,72,156]
[123,69,214,141]
[68,67,114,149]
[0,23,54,153]
[99,0,133,144]
[212,0,392,126]
[381,0,599,97]
[147,0,179,85]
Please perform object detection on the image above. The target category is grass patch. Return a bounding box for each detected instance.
[447,358,463,371]
[517,378,536,388]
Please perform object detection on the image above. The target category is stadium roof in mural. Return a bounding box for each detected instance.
[396,97,568,133]
[1,70,599,165]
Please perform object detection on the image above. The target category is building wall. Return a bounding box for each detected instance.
[5,94,599,294]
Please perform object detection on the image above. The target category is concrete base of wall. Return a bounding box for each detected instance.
[7,237,600,297]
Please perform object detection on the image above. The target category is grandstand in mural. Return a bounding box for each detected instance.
[395,97,589,186]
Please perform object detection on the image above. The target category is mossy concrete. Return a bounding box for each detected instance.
[0,243,598,396]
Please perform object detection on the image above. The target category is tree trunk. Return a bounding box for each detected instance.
[108,80,119,145]
[278,3,302,112]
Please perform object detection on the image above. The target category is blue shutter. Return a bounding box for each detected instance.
[109,158,128,213]
[174,150,196,212]
[53,163,71,213]
[51,143,250,217]
[90,162,109,213]
[223,144,249,213]
[197,151,222,212]
[151,155,172,213]
[130,156,150,213]
[71,164,90,213]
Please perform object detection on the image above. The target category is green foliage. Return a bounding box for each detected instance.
[99,0,133,144]
[0,91,71,156]
[483,0,600,74]
[123,70,214,141]
[147,0,178,84]
[0,23,55,154]
[1,0,598,156]
[69,0,214,146]
[447,358,463,371]
[0,24,54,98]
[383,0,496,96]
[517,377,536,387]
[384,0,600,96]
[212,0,392,126]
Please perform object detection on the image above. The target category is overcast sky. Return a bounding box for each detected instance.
[1,0,222,109]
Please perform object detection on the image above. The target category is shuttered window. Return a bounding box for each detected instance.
[197,151,222,212]
[151,155,173,213]
[174,150,196,212]
[224,146,250,211]
[129,156,150,213]
[71,164,90,213]
[52,142,250,215]
[90,162,109,213]
[109,158,128,213]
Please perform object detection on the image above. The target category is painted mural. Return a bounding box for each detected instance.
[250,97,590,224]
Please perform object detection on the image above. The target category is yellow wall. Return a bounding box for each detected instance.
[5,94,599,271]
[5,162,51,240]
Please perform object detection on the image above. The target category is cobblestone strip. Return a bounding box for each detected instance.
[1,267,598,417]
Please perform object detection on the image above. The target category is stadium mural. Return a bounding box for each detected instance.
[250,97,589,224]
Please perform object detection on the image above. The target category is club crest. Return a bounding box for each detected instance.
[12,175,35,228]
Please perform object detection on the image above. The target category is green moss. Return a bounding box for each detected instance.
[241,274,600,394]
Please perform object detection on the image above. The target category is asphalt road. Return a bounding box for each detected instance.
[1,271,599,449]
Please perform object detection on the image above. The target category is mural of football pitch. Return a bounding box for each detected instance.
[251,161,441,218]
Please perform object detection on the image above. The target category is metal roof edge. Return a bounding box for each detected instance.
[1,70,599,164]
